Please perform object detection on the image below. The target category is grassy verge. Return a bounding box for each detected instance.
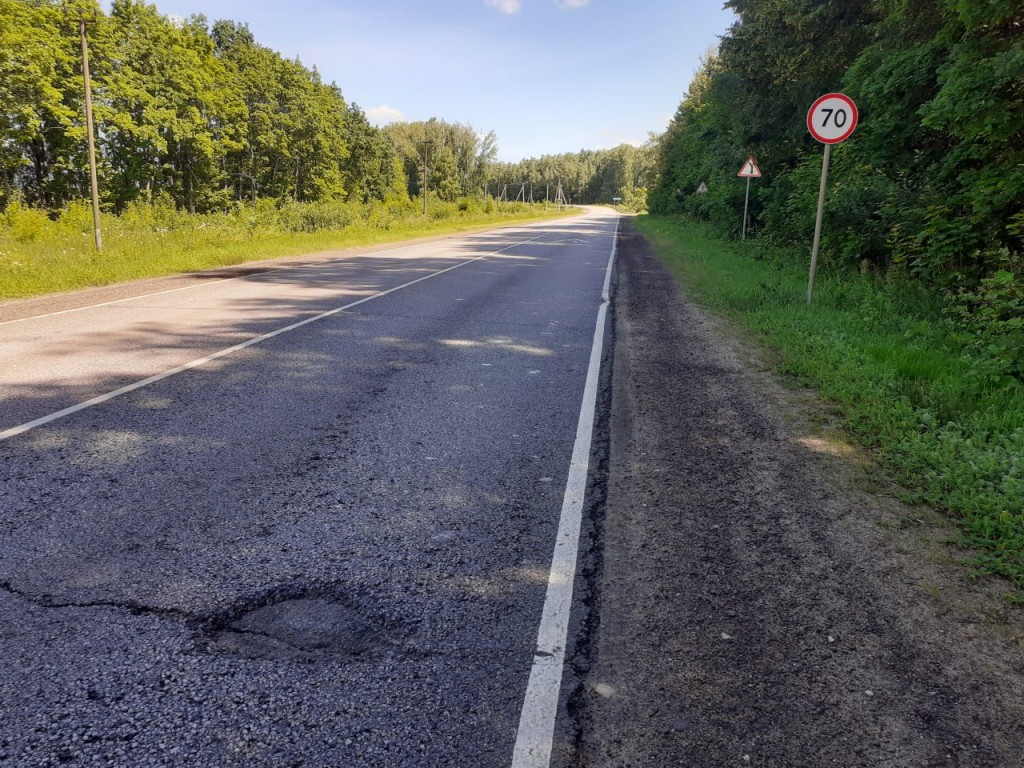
[0,198,576,300]
[635,214,1024,595]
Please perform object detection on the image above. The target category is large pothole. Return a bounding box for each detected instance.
[210,597,387,661]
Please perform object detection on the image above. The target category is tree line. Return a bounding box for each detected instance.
[650,0,1022,291]
[490,142,659,210]
[0,0,502,214]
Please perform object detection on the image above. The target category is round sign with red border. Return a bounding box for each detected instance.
[806,93,858,144]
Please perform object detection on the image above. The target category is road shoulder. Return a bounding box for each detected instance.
[572,219,1024,766]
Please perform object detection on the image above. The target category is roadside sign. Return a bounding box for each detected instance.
[737,157,761,178]
[737,157,761,239]
[806,92,858,144]
[805,92,859,304]
[695,181,709,195]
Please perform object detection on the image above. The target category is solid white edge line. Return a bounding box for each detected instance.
[0,232,549,443]
[510,216,620,767]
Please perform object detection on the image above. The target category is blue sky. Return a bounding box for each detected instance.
[144,0,736,161]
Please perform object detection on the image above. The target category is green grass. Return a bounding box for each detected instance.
[635,214,1024,595]
[0,198,576,300]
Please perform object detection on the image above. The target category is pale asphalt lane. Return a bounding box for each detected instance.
[0,208,619,767]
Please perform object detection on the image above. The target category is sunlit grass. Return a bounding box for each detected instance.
[635,214,1024,594]
[0,198,576,300]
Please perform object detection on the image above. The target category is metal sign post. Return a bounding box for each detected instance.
[805,93,858,304]
[736,157,761,240]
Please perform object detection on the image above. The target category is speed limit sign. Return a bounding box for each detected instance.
[807,93,858,144]
[805,92,859,305]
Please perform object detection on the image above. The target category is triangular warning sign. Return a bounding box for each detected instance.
[695,181,709,195]
[737,156,761,178]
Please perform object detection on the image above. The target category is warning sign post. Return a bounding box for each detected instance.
[737,156,761,240]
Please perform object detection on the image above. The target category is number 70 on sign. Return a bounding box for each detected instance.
[805,92,859,305]
[807,93,858,144]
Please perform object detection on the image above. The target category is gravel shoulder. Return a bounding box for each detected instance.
[571,220,1024,767]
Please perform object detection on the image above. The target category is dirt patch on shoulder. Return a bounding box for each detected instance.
[571,219,1024,767]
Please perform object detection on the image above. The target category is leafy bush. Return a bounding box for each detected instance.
[951,253,1024,382]
[278,201,358,233]
[2,202,52,242]
[58,201,97,235]
[622,187,648,213]
[118,194,188,232]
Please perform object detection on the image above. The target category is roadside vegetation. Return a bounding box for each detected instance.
[643,0,1023,593]
[491,143,656,212]
[0,196,569,299]
[0,0,635,298]
[0,0,651,219]
[637,215,1024,595]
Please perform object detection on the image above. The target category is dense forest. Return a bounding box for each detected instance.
[0,0,508,213]
[651,0,1022,291]
[490,141,659,210]
[0,0,652,217]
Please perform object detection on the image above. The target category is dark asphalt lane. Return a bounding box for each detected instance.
[0,210,619,767]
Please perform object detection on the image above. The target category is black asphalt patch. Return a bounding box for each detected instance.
[214,597,385,660]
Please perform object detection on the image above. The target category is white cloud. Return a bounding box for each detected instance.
[486,0,522,13]
[486,0,588,13]
[366,105,406,126]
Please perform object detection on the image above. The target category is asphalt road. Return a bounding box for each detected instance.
[0,209,619,767]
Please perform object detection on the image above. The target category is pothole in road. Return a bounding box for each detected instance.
[209,596,389,661]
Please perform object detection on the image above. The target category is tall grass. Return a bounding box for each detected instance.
[636,215,1024,595]
[0,196,575,300]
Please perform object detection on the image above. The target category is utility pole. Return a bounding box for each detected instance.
[555,179,566,209]
[78,12,102,251]
[417,140,433,215]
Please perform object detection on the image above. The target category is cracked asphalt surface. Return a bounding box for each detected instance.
[0,210,618,767]
[5,211,1022,768]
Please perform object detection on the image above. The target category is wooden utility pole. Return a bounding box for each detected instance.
[417,140,432,215]
[79,13,102,252]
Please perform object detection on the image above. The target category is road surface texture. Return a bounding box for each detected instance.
[0,209,616,767]
[4,209,1023,768]
[567,221,1024,767]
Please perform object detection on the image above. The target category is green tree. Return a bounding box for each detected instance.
[384,118,496,200]
[341,103,401,204]
[0,0,103,209]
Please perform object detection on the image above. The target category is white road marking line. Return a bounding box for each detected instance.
[0,219,562,328]
[0,237,479,327]
[0,274,242,326]
[511,216,619,767]
[0,233,548,443]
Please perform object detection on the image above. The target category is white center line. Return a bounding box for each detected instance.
[511,216,619,767]
[0,232,548,443]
